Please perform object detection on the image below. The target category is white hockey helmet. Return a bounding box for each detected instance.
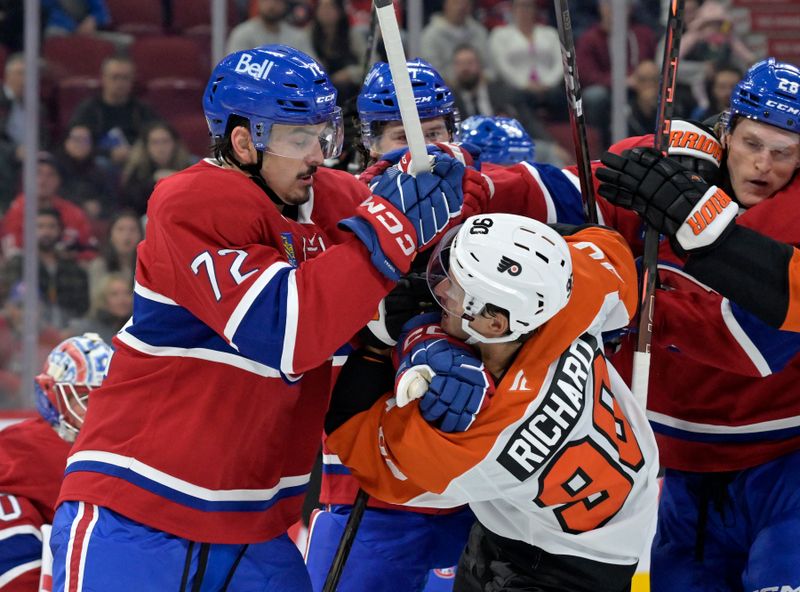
[427,214,573,343]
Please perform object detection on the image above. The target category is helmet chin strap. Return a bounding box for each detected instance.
[234,150,285,206]
[461,317,521,344]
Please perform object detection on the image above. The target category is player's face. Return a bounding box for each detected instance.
[725,119,800,207]
[262,123,326,205]
[372,117,451,158]
[433,276,494,340]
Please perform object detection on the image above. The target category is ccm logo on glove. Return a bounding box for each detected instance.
[361,196,416,256]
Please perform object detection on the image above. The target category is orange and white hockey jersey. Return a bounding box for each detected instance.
[327,226,659,565]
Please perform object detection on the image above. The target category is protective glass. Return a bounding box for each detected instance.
[426,226,474,321]
[266,107,344,160]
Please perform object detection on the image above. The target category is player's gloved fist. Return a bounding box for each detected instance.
[363,273,437,348]
[371,152,464,249]
[596,147,738,253]
[395,318,494,432]
[665,118,722,185]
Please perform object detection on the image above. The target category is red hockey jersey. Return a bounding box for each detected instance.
[58,161,396,544]
[0,418,70,590]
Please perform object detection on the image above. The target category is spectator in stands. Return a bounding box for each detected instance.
[42,0,110,37]
[680,2,754,110]
[626,59,659,137]
[488,0,563,115]
[0,282,63,408]
[226,0,316,56]
[53,124,115,218]
[0,53,51,210]
[421,0,490,83]
[87,209,140,295]
[69,55,159,167]
[576,0,657,144]
[450,44,568,165]
[309,0,366,105]
[118,121,195,217]
[0,209,90,330]
[67,272,131,342]
[1,152,97,260]
[691,62,743,122]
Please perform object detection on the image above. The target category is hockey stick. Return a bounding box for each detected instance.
[361,5,381,83]
[373,0,430,176]
[630,0,685,408]
[321,488,370,592]
[553,0,598,224]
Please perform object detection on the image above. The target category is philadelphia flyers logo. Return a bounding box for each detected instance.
[498,255,522,276]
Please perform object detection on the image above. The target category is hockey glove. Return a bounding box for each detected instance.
[596,147,738,254]
[395,317,494,433]
[370,151,464,249]
[363,273,437,348]
[665,119,722,185]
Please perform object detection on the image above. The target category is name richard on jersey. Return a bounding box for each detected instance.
[497,335,597,482]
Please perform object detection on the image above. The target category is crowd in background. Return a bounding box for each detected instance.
[0,0,768,406]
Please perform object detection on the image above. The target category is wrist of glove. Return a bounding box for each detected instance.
[370,152,464,249]
[597,147,737,253]
[394,321,494,432]
[364,273,437,347]
[339,195,417,281]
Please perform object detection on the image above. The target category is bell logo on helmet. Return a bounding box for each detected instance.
[234,53,275,81]
[498,255,522,276]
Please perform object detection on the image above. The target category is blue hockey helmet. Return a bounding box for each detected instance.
[35,333,113,442]
[357,58,458,150]
[459,116,535,165]
[203,45,343,159]
[727,57,800,134]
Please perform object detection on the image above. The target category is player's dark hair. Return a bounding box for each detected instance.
[482,303,534,343]
[38,207,64,229]
[211,114,250,165]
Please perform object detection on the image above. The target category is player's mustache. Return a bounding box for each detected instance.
[297,166,318,179]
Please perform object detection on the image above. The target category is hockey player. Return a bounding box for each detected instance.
[458,115,535,165]
[596,58,800,591]
[49,45,466,592]
[0,334,112,591]
[325,213,659,592]
[306,58,476,592]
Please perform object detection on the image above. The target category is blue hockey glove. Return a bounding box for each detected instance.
[371,152,464,248]
[395,319,494,432]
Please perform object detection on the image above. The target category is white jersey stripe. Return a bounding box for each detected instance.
[67,450,311,502]
[0,524,42,541]
[280,270,300,376]
[0,560,42,588]
[133,282,178,305]
[63,502,83,592]
[224,261,292,345]
[115,330,285,379]
[75,505,99,592]
[521,162,557,223]
[720,299,772,377]
[646,410,800,434]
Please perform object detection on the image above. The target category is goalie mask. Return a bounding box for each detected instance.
[427,214,573,344]
[35,333,113,442]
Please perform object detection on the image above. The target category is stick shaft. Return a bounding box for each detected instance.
[374,0,429,175]
[553,0,598,224]
[632,0,685,408]
[321,489,370,592]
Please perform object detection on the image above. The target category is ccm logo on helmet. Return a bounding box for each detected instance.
[765,99,800,116]
[235,53,275,80]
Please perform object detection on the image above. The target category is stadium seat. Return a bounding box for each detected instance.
[131,36,208,85]
[171,0,240,32]
[170,112,212,157]
[56,76,101,136]
[105,0,164,35]
[144,78,205,123]
[42,36,116,80]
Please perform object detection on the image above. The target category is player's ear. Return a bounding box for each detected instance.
[230,126,256,164]
[480,309,509,339]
